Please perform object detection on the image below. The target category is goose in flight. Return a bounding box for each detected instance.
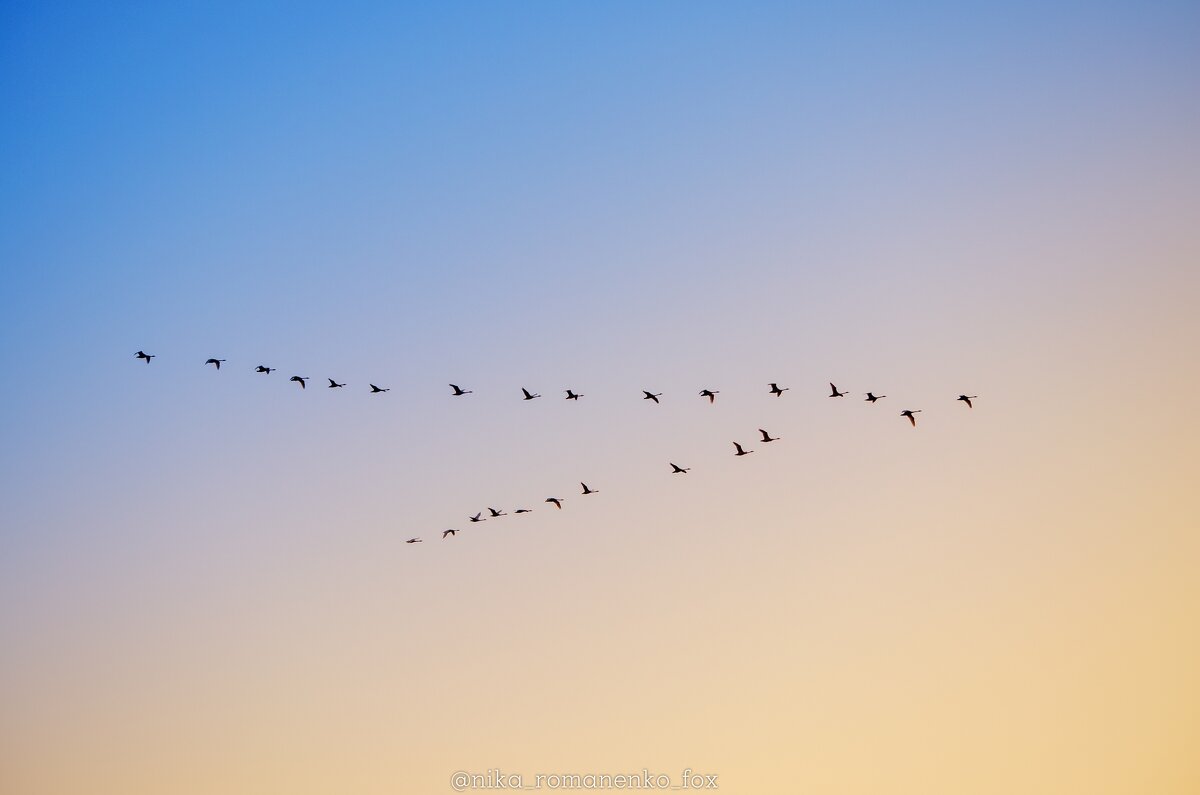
[205,358,225,370]
[670,463,690,474]
[406,537,423,544]
[642,391,662,403]
[829,383,848,397]
[134,351,155,363]
[581,482,598,495]
[443,529,458,539]
[469,513,486,523]
[255,365,275,374]
[327,378,345,388]
[733,442,754,456]
[759,428,779,443]
[699,389,719,403]
[521,387,541,400]
[545,497,563,509]
[957,394,978,408]
[768,383,789,397]
[564,389,583,400]
[369,384,389,393]
[513,508,533,514]
[487,507,506,518]
[289,376,309,389]
[450,384,472,396]
[865,392,885,403]
[901,409,922,427]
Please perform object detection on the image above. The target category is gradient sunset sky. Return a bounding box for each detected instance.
[2,2,1198,793]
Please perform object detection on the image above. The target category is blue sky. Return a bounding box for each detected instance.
[2,4,1199,792]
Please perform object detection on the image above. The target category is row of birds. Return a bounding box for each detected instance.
[409,446,755,543]
[397,393,975,542]
[133,350,980,546]
[132,351,978,422]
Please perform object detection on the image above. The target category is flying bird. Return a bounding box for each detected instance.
[759,428,779,442]
[581,482,598,495]
[901,409,922,426]
[134,351,154,363]
[733,442,754,456]
[289,376,308,388]
[768,383,789,397]
[829,383,848,397]
[450,384,472,396]
[514,508,533,514]
[487,507,506,518]
[699,389,718,403]
[205,358,225,370]
[564,390,583,400]
[521,388,541,400]
[865,392,885,402]
[670,463,690,474]
[369,384,389,393]
[327,378,345,388]
[406,537,423,544]
[443,529,458,539]
[469,513,486,523]
[642,391,662,403]
[545,497,563,509]
[255,365,274,374]
[957,394,978,408]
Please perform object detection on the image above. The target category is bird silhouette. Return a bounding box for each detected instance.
[700,389,719,403]
[134,351,154,363]
[581,482,598,495]
[759,428,779,442]
[564,389,583,400]
[829,383,848,397]
[865,392,885,402]
[642,391,662,403]
[733,442,753,456]
[768,383,789,397]
[545,497,563,509]
[450,384,472,396]
[521,388,541,400]
[670,463,690,474]
[957,394,978,408]
[406,537,423,544]
[901,409,922,426]
[255,365,275,374]
[327,378,345,388]
[487,507,506,518]
[369,384,389,393]
[443,529,458,539]
[514,508,533,514]
[205,358,225,370]
[290,376,308,389]
[469,513,486,523]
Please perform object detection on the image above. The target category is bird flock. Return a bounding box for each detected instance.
[134,350,980,544]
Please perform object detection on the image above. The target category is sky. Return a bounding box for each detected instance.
[1,2,1198,793]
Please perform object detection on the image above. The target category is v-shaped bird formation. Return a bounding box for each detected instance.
[133,350,980,544]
